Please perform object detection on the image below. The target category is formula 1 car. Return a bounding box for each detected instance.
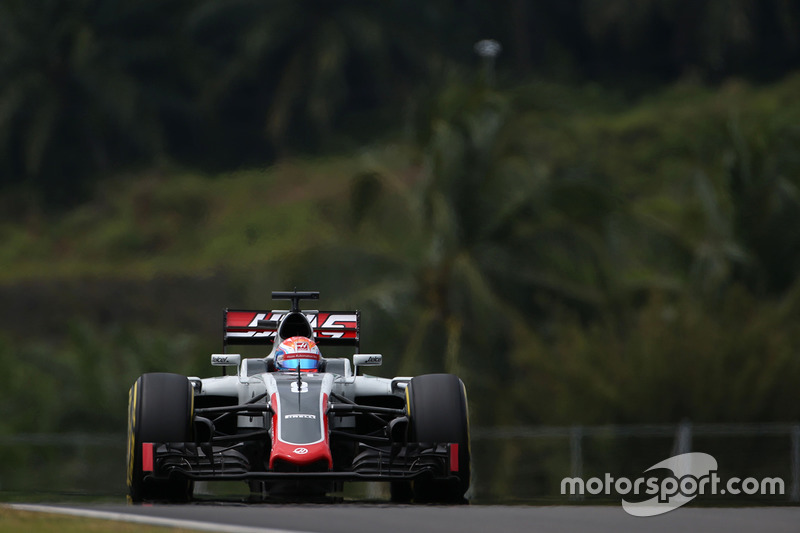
[126,290,470,503]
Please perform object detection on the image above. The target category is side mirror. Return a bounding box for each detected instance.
[211,353,241,367]
[353,354,382,375]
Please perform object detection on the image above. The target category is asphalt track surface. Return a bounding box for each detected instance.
[10,502,800,533]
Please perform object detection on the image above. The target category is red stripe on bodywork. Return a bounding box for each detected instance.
[226,311,259,327]
[449,443,459,473]
[322,393,329,442]
[142,442,154,472]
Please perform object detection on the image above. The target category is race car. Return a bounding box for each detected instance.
[126,290,470,503]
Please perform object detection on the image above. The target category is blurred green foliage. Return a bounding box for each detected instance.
[0,322,204,434]
[2,0,800,206]
[1,71,799,436]
[1,1,800,440]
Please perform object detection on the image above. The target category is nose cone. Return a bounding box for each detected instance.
[269,440,333,470]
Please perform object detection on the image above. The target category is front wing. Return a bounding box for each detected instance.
[140,441,462,483]
[138,397,463,485]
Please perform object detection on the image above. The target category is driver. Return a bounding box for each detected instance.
[274,336,321,372]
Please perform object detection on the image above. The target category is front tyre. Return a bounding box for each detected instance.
[406,373,470,503]
[127,372,194,503]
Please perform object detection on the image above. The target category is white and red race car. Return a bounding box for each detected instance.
[126,291,470,503]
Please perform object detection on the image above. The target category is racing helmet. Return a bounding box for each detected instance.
[274,336,321,372]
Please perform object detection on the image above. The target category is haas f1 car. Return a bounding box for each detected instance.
[127,291,470,502]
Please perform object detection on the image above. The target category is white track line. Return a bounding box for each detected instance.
[5,503,319,533]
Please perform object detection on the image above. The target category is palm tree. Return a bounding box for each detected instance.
[579,0,800,80]
[188,0,436,156]
[725,113,800,295]
[296,78,628,422]
[0,0,197,204]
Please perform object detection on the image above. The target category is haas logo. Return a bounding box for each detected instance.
[293,447,309,455]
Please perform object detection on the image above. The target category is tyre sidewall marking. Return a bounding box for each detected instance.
[126,379,139,488]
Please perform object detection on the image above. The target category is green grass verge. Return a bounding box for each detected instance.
[0,506,199,533]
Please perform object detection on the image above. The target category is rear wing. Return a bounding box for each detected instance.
[223,309,360,353]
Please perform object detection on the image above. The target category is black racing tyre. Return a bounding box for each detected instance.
[405,373,470,503]
[127,372,194,503]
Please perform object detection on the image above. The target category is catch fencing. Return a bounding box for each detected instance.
[1,423,798,503]
[470,422,800,503]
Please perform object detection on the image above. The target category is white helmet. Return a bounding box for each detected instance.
[274,336,321,372]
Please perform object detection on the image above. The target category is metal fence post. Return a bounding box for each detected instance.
[673,419,692,456]
[791,425,800,503]
[569,425,584,501]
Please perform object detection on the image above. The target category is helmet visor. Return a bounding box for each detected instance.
[279,355,318,370]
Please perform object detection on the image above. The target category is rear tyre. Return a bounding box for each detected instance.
[406,373,470,503]
[127,372,194,502]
